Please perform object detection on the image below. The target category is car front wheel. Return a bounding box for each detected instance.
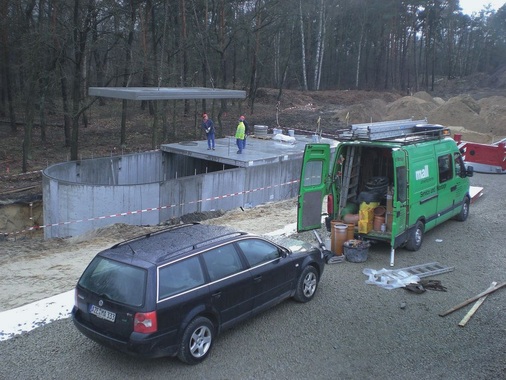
[293,265,318,303]
[178,316,214,365]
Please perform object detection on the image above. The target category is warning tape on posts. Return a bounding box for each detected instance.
[2,179,301,237]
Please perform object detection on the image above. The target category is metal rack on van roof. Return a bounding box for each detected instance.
[336,118,451,143]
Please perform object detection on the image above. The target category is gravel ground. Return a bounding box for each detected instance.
[0,172,504,379]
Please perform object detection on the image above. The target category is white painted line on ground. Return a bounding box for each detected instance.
[0,291,74,341]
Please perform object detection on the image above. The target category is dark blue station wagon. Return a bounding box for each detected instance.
[72,223,325,364]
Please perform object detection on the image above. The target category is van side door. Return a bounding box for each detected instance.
[297,144,330,232]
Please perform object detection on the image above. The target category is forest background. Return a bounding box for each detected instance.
[1,0,505,172]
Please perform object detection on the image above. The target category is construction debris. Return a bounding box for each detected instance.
[439,281,506,317]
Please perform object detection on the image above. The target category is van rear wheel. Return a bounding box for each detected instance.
[405,220,424,251]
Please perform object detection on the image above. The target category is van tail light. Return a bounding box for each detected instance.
[134,311,158,333]
[327,194,334,215]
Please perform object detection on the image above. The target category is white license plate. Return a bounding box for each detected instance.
[89,304,116,322]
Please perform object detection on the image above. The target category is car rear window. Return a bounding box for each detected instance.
[78,257,147,307]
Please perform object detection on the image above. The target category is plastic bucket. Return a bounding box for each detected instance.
[343,240,370,263]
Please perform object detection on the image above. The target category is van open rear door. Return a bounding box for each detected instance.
[389,148,409,265]
[297,144,330,232]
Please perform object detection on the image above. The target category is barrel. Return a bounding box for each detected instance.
[346,223,355,241]
[331,221,348,256]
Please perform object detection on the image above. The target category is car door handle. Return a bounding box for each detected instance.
[253,275,262,283]
[212,292,222,299]
[451,185,457,192]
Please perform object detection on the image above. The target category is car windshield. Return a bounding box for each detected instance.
[78,257,147,307]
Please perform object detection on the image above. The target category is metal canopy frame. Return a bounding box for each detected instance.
[88,87,246,101]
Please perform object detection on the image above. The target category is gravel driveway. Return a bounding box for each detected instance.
[0,172,504,379]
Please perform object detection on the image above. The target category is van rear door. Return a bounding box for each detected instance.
[297,144,330,231]
[391,148,408,247]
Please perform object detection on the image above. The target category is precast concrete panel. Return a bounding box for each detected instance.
[115,151,164,184]
[201,168,246,211]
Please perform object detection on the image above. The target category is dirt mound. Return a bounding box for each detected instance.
[333,98,388,124]
[385,95,438,120]
[428,95,487,133]
[477,96,506,137]
[486,65,506,89]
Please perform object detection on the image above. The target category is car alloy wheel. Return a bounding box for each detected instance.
[178,317,214,364]
[294,266,318,303]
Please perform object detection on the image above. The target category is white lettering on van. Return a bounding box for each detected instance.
[415,165,429,180]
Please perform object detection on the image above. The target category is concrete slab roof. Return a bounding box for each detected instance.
[88,87,246,100]
[160,133,338,168]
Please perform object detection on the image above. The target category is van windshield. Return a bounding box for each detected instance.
[78,257,147,307]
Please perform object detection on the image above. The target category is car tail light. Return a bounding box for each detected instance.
[134,311,158,333]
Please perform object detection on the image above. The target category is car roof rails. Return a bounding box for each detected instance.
[110,223,200,249]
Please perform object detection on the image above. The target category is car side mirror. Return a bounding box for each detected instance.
[466,166,474,177]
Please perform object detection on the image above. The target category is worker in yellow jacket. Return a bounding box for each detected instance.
[235,117,246,154]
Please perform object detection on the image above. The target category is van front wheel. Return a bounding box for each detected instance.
[405,220,424,251]
[455,197,470,221]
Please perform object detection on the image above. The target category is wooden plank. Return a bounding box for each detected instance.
[0,186,37,196]
[458,282,497,327]
[439,282,506,317]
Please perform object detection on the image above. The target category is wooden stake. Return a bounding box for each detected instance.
[439,281,506,317]
[458,282,497,327]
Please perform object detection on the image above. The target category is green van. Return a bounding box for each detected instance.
[297,119,474,266]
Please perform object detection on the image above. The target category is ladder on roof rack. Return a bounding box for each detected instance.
[338,118,431,141]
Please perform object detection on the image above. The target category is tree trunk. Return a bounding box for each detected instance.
[299,0,308,91]
[120,0,136,147]
[313,0,325,90]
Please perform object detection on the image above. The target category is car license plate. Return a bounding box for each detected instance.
[89,304,116,322]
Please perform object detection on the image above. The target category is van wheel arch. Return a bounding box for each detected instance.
[405,220,424,251]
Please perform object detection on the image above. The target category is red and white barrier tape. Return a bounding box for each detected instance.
[2,179,301,237]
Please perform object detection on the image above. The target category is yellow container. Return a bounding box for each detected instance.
[358,220,373,234]
[359,202,379,224]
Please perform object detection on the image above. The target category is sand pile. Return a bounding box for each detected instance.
[342,90,506,142]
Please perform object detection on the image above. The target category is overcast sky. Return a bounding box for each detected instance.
[459,0,505,14]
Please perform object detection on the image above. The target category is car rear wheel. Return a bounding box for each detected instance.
[293,266,318,303]
[405,220,424,251]
[178,316,214,365]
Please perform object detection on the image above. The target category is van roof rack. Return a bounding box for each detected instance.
[336,118,451,142]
